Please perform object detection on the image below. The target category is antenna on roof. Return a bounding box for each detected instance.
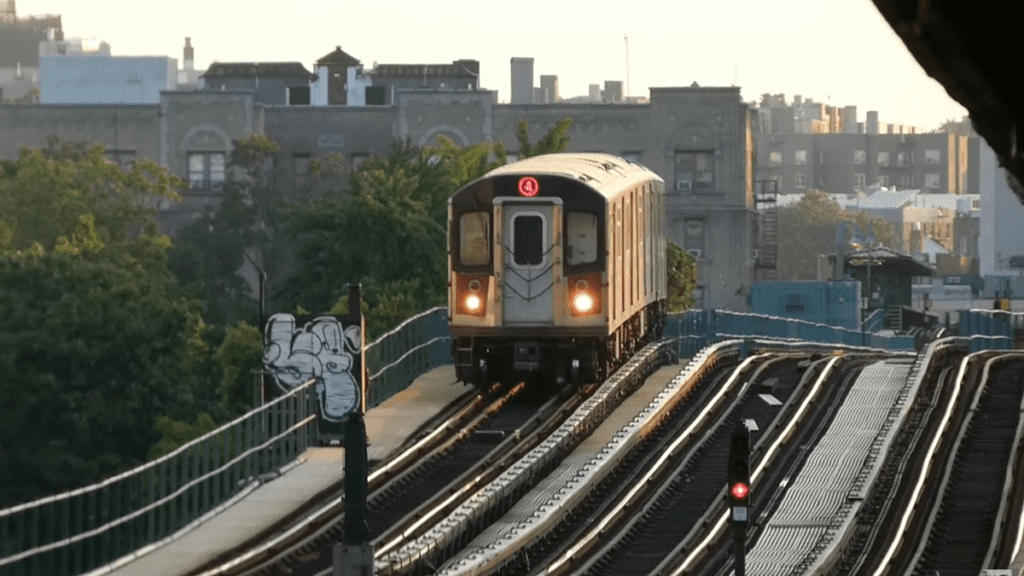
[624,34,630,101]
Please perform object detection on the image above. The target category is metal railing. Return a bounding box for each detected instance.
[0,306,454,576]
[0,379,318,576]
[958,309,1024,350]
[364,306,452,408]
[666,309,917,354]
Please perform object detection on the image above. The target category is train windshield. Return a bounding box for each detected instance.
[512,214,544,266]
[566,211,598,265]
[459,211,490,266]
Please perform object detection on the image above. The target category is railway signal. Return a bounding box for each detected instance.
[728,425,751,517]
[728,423,751,576]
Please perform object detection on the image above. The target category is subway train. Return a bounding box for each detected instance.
[448,152,667,389]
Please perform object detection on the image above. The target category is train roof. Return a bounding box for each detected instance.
[462,153,663,200]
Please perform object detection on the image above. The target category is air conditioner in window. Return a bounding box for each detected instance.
[751,248,759,261]
[686,249,702,259]
[676,180,692,191]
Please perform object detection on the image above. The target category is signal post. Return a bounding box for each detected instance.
[728,423,751,576]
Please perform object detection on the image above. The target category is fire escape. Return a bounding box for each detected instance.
[755,179,779,282]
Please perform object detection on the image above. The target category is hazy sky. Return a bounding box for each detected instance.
[19,0,967,130]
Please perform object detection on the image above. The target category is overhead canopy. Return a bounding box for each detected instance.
[871,0,1024,204]
[831,246,936,277]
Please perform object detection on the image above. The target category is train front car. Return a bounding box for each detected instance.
[449,153,666,390]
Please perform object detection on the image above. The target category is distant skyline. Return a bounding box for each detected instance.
[18,0,967,130]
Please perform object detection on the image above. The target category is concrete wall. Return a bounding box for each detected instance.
[977,137,1024,276]
[40,55,176,104]
[0,102,159,158]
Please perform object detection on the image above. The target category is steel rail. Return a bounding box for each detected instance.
[666,354,844,576]
[980,353,1024,569]
[867,350,980,576]
[540,352,770,576]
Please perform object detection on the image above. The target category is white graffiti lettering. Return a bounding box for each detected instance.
[263,313,361,422]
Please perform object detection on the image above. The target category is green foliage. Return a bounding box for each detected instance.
[0,138,211,506]
[278,141,449,332]
[0,247,203,505]
[667,242,698,311]
[515,117,573,158]
[214,322,263,411]
[0,138,183,252]
[148,413,217,459]
[776,189,896,280]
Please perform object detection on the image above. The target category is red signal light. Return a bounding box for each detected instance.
[730,482,749,500]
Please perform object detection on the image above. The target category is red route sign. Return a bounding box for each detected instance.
[518,176,539,197]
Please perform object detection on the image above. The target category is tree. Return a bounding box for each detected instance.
[775,189,896,281]
[166,134,281,328]
[515,117,573,158]
[277,141,450,336]
[214,321,264,412]
[934,116,973,136]
[0,139,213,505]
[0,244,205,505]
[667,242,698,311]
[0,137,182,252]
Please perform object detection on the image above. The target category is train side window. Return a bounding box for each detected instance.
[512,214,544,266]
[460,211,490,266]
[566,211,598,265]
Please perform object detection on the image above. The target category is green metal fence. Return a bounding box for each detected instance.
[0,378,318,576]
[364,306,452,408]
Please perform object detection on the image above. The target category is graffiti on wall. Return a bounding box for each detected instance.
[263,313,362,422]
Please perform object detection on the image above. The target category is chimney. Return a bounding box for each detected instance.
[184,37,194,71]
[867,110,879,135]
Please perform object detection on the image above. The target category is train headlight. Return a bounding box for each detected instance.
[573,292,594,313]
[569,276,601,317]
[456,275,488,317]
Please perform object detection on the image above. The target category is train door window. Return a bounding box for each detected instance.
[460,212,490,266]
[566,212,598,265]
[511,213,545,267]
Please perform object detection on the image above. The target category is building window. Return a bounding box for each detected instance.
[900,175,912,188]
[188,152,225,190]
[288,85,311,106]
[854,173,866,188]
[897,152,910,167]
[794,173,806,188]
[683,218,705,259]
[769,151,782,166]
[854,150,866,164]
[293,153,312,189]
[674,151,715,192]
[925,149,940,164]
[879,175,889,187]
[794,150,807,165]
[925,173,940,189]
[878,151,890,167]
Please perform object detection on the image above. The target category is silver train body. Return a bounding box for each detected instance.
[448,153,667,388]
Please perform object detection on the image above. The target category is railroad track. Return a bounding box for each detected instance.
[187,381,554,576]
[849,351,1024,576]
